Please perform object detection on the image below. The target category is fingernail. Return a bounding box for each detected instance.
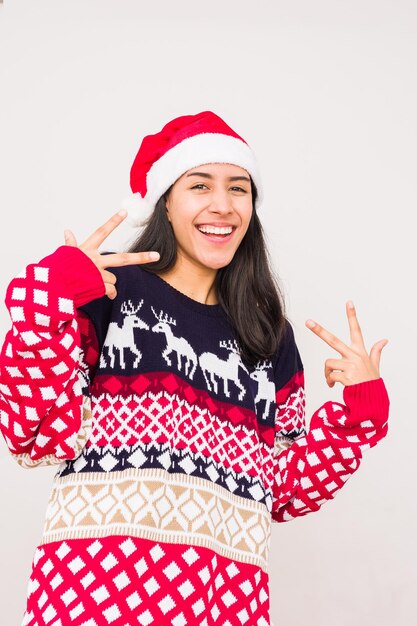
[149,251,160,260]
[347,300,355,309]
[118,209,127,217]
[306,319,316,328]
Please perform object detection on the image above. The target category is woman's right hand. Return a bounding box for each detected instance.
[64,209,160,300]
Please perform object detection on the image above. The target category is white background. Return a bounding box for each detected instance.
[0,1,416,624]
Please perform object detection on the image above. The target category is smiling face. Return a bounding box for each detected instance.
[164,163,253,272]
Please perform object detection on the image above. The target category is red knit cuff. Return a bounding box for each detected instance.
[342,377,390,426]
[39,246,106,308]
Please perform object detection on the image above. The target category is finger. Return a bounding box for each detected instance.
[104,283,117,300]
[81,210,128,250]
[102,269,117,285]
[100,251,160,268]
[369,339,389,372]
[326,367,337,386]
[327,371,346,387]
[324,358,347,380]
[346,301,367,351]
[326,375,335,387]
[325,358,347,370]
[305,319,352,358]
[64,229,78,247]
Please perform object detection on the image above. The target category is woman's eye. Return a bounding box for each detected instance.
[191,184,247,192]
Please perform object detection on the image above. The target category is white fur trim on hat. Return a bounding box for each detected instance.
[145,132,263,211]
[120,192,154,228]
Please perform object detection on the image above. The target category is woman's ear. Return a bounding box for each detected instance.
[164,193,172,222]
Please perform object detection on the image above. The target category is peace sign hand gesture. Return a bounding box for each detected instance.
[305,301,389,388]
[64,209,160,300]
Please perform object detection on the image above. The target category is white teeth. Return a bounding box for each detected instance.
[197,226,233,235]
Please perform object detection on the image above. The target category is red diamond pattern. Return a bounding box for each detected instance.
[22,536,271,626]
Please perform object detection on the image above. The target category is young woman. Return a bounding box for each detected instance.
[0,111,389,626]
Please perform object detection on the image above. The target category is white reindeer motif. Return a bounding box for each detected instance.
[249,360,275,420]
[101,300,149,369]
[151,307,198,379]
[199,339,249,401]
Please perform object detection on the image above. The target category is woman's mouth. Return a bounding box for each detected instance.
[195,225,236,243]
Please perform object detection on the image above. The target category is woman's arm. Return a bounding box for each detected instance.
[0,245,105,467]
[0,211,160,468]
[271,320,389,522]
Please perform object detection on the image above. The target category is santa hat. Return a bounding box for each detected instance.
[120,110,263,227]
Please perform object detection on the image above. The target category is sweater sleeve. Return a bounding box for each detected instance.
[0,245,106,468]
[270,320,390,522]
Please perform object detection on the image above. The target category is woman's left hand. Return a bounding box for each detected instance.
[305,301,389,387]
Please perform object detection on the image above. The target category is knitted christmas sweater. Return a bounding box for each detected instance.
[0,246,390,626]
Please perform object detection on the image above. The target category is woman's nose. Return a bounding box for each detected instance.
[208,190,233,213]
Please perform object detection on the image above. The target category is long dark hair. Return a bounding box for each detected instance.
[126,180,288,367]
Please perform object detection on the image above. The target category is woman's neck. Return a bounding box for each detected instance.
[156,257,219,305]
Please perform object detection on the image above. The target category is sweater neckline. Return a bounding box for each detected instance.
[142,268,226,318]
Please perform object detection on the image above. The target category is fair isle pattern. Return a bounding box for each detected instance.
[271,393,388,521]
[42,468,271,572]
[22,537,271,625]
[274,370,306,439]
[0,246,390,626]
[57,374,282,508]
[10,396,93,469]
[0,258,102,466]
[62,441,270,502]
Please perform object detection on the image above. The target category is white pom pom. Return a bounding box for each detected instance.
[119,192,154,228]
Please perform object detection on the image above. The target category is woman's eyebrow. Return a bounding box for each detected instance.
[186,172,251,182]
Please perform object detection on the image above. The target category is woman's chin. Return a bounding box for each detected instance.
[196,251,234,270]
